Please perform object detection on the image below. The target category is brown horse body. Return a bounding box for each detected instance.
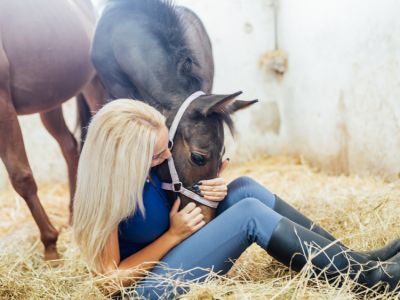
[0,0,105,259]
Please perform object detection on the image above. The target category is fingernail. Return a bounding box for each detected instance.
[196,182,202,185]
[192,184,199,189]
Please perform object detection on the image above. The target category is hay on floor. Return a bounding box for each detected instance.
[0,155,399,299]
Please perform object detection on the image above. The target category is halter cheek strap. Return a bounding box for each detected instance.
[160,91,219,209]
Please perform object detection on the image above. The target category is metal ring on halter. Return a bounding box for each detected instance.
[168,140,174,150]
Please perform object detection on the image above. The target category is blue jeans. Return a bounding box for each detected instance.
[131,176,283,299]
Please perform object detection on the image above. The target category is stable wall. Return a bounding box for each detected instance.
[178,0,400,178]
[1,0,399,189]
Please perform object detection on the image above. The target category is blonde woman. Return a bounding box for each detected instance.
[73,99,400,299]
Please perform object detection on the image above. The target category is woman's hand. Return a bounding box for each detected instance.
[194,177,228,202]
[168,197,205,242]
[189,158,230,202]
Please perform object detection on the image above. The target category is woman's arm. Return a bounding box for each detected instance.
[102,198,205,285]
[102,225,181,287]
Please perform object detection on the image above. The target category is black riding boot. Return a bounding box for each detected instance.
[273,195,400,261]
[266,217,400,292]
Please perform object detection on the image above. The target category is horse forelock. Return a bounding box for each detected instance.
[184,109,236,139]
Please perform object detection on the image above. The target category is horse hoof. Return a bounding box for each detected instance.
[44,246,60,265]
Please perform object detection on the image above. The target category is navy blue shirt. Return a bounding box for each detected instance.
[118,171,171,260]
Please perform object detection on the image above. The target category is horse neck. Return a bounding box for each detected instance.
[143,87,200,115]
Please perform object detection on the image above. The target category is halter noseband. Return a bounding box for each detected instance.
[160,91,219,209]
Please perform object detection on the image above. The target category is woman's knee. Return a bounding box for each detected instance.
[225,176,275,207]
[228,176,256,191]
[225,176,259,203]
[228,176,273,196]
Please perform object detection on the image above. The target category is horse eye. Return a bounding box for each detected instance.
[191,152,206,166]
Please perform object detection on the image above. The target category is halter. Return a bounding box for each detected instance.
[160,91,219,209]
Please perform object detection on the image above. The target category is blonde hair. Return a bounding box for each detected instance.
[73,99,165,274]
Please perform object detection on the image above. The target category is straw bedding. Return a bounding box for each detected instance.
[1,155,399,299]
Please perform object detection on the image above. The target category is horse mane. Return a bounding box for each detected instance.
[108,0,192,63]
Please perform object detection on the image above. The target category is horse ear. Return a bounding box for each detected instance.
[227,99,258,114]
[198,91,258,116]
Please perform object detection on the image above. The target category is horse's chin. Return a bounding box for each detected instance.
[156,162,217,223]
[200,205,216,224]
[180,194,215,224]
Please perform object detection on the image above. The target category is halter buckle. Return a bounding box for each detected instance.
[172,182,182,192]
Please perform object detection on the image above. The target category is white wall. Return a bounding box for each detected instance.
[175,0,282,161]
[178,0,400,178]
[278,0,400,177]
[1,0,400,189]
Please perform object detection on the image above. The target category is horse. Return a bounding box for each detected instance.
[0,0,105,260]
[90,0,257,222]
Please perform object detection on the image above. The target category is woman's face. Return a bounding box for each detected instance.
[151,125,172,167]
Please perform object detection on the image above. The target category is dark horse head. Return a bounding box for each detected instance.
[91,0,257,220]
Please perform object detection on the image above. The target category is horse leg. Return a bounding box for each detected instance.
[40,106,79,222]
[82,75,106,112]
[0,53,59,260]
